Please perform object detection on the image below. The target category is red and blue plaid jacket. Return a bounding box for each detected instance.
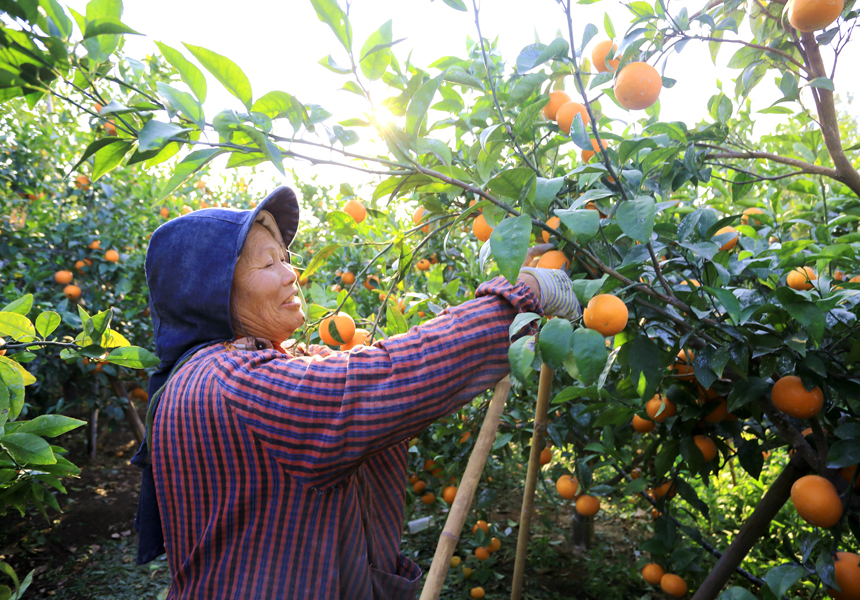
[152,276,539,599]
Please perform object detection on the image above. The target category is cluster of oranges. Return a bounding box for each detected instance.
[641,563,688,598]
[53,240,120,302]
[408,459,455,506]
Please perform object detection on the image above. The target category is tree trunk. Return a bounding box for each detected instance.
[87,406,99,460]
[108,375,145,445]
[690,457,808,600]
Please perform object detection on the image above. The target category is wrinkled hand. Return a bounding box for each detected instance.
[519,266,581,321]
[522,243,556,268]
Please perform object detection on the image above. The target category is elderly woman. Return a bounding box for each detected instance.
[131,187,579,599]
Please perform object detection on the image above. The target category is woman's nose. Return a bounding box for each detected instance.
[282,264,297,285]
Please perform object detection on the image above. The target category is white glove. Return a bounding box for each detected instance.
[519,266,582,321]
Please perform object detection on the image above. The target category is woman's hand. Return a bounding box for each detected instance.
[517,244,556,304]
[519,262,582,321]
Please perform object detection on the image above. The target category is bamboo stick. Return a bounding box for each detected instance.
[510,364,554,600]
[419,376,511,600]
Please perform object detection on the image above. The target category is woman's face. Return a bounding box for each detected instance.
[231,223,304,342]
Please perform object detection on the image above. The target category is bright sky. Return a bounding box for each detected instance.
[69,0,859,194]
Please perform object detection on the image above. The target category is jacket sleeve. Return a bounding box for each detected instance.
[213,276,540,487]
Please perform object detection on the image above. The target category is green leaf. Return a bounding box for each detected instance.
[629,335,661,398]
[486,168,537,205]
[556,208,600,244]
[155,41,207,102]
[159,149,225,199]
[251,91,305,131]
[766,564,807,599]
[775,288,825,346]
[705,287,741,325]
[539,318,573,370]
[490,215,532,284]
[34,312,61,338]
[441,0,468,9]
[534,177,564,212]
[237,125,285,175]
[570,328,609,385]
[805,77,834,91]
[16,415,85,438]
[0,383,9,427]
[137,120,192,153]
[827,439,860,469]
[510,313,542,339]
[301,244,341,279]
[318,55,352,74]
[406,71,445,138]
[386,304,408,336]
[40,0,73,40]
[616,196,655,243]
[105,346,160,369]
[83,17,140,38]
[569,114,590,149]
[572,275,608,307]
[92,140,132,181]
[508,336,536,381]
[717,586,759,600]
[359,20,393,81]
[183,43,253,110]
[156,82,205,130]
[0,313,36,342]
[1,295,32,316]
[309,0,353,54]
[0,433,56,465]
[516,38,570,73]
[726,376,769,412]
[415,139,452,166]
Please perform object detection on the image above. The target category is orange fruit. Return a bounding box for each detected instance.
[850,275,860,283]
[195,180,206,189]
[470,587,485,599]
[614,62,662,111]
[442,485,457,504]
[830,551,860,600]
[473,214,494,241]
[646,395,677,423]
[716,226,739,251]
[63,284,82,301]
[693,435,718,462]
[542,90,572,121]
[75,175,90,190]
[341,271,355,285]
[592,40,620,73]
[540,447,552,465]
[199,201,209,208]
[660,573,688,598]
[54,270,73,285]
[705,399,730,423]
[583,294,628,336]
[575,494,600,517]
[412,480,427,493]
[789,0,844,32]
[839,466,860,489]
[104,249,119,263]
[581,137,608,162]
[585,201,607,218]
[364,275,380,291]
[413,206,430,234]
[408,473,419,485]
[104,120,116,135]
[791,475,842,528]
[88,240,101,250]
[632,414,655,433]
[542,216,561,243]
[94,102,104,113]
[160,207,170,218]
[556,101,590,135]
[416,259,431,271]
[421,492,436,504]
[641,563,665,585]
[319,312,356,346]
[181,205,193,215]
[787,266,817,290]
[460,431,471,444]
[741,207,764,226]
[343,199,366,223]
[556,475,579,500]
[130,388,149,401]
[472,520,489,534]
[424,458,443,477]
[0,339,6,357]
[340,328,371,351]
[462,567,473,579]
[536,249,570,270]
[74,259,90,273]
[772,375,824,419]
[474,547,490,561]
[487,537,501,553]
[674,349,695,380]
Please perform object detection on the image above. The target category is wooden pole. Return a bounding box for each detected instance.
[419,376,511,600]
[510,364,554,600]
[108,375,145,445]
[690,458,807,600]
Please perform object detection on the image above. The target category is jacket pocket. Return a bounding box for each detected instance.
[369,554,422,600]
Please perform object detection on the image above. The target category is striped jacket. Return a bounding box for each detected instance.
[152,276,540,599]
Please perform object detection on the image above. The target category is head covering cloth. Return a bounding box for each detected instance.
[131,186,300,564]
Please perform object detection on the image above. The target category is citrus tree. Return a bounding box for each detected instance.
[2,0,860,598]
